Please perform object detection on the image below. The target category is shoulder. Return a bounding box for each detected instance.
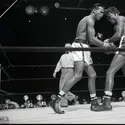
[119,15,125,19]
[60,54,65,58]
[78,16,88,25]
[118,16,125,23]
[78,16,93,26]
[86,15,94,26]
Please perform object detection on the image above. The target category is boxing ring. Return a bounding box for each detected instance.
[0,1,125,123]
[0,46,125,124]
[0,101,125,124]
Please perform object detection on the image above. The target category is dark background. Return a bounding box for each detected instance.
[0,0,125,98]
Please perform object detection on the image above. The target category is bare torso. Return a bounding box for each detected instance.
[115,16,125,36]
[75,15,95,44]
[121,16,125,36]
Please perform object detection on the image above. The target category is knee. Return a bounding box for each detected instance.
[74,73,83,81]
[89,73,96,79]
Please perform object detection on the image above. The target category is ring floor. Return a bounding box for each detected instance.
[0,102,125,124]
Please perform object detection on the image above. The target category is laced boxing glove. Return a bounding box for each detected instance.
[103,39,116,54]
[96,33,103,40]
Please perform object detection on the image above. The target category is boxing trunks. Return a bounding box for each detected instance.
[116,36,125,56]
[72,38,93,65]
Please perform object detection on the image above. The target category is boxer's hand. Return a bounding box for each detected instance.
[104,39,116,48]
[104,42,117,55]
[109,42,117,49]
[96,33,103,40]
[53,72,56,78]
[103,42,110,49]
[103,42,112,55]
[104,39,109,43]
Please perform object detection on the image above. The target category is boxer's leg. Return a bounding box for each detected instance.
[50,61,85,114]
[84,64,100,111]
[92,54,125,111]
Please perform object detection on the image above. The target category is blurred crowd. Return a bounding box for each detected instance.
[0,91,125,110]
[0,94,47,110]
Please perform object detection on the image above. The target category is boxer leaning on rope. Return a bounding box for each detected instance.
[50,3,116,114]
[92,6,125,111]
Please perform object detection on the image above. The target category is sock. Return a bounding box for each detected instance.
[103,91,112,99]
[58,90,66,98]
[90,93,97,100]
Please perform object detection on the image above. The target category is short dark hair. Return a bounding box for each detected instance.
[105,7,120,16]
[91,3,105,11]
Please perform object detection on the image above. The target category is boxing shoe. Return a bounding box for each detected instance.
[50,95,65,114]
[60,98,68,107]
[91,97,112,111]
[73,96,79,105]
[90,98,100,111]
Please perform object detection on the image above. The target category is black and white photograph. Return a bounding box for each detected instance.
[0,0,125,124]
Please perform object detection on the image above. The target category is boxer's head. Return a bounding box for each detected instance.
[65,43,72,53]
[65,43,72,48]
[91,3,105,20]
[105,7,120,24]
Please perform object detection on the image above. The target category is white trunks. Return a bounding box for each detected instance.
[72,42,93,65]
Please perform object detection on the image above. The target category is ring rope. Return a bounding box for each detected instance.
[59,7,91,11]
[0,66,13,80]
[0,46,124,95]
[10,64,110,68]
[59,7,125,13]
[1,80,10,82]
[1,46,125,52]
[0,64,111,69]
[1,88,125,96]
[0,44,12,67]
[1,75,123,82]
[0,88,10,95]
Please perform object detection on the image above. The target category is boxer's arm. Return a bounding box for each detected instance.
[87,19,106,47]
[53,57,62,75]
[108,19,123,43]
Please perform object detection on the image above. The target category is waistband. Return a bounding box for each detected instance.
[74,39,87,44]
